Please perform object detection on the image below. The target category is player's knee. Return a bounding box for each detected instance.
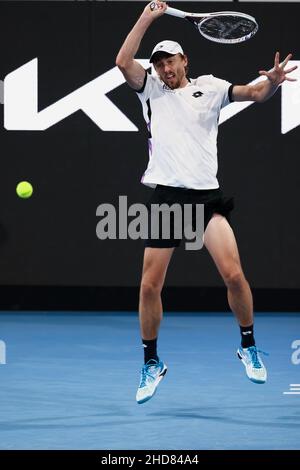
[140,279,163,299]
[223,268,245,290]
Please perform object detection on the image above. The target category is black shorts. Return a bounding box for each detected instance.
[145,185,234,248]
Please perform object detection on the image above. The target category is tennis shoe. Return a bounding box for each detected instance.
[237,345,267,384]
[136,358,167,404]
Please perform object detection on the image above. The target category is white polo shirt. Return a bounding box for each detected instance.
[136,72,233,189]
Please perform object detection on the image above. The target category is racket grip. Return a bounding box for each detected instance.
[165,6,186,19]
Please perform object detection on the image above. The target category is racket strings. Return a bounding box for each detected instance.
[199,16,257,41]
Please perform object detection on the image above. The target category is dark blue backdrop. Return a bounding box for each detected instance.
[0,2,299,295]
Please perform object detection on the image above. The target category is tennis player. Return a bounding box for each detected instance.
[116,1,297,404]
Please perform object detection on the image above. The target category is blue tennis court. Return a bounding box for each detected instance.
[0,312,299,450]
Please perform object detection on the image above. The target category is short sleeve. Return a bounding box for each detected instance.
[135,72,157,102]
[210,75,233,108]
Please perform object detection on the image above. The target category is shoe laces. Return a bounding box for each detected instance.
[140,359,160,387]
[247,346,268,368]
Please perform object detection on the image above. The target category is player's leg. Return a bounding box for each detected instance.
[204,214,267,383]
[136,247,174,404]
[139,247,174,340]
[204,214,252,326]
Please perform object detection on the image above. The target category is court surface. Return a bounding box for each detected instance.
[0,312,299,450]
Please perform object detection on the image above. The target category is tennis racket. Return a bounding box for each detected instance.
[150,3,258,44]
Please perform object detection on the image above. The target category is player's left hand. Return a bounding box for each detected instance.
[259,52,298,86]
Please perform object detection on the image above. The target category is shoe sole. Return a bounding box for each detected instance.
[136,364,168,404]
[237,350,266,384]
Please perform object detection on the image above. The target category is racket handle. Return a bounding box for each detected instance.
[165,6,186,19]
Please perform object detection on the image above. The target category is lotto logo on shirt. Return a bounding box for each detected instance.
[192,91,203,98]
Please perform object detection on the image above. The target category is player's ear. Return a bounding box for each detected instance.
[182,54,189,76]
[152,63,162,79]
[179,54,188,68]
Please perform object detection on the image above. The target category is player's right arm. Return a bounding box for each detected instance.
[116,1,167,90]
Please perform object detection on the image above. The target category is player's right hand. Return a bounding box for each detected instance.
[142,1,168,21]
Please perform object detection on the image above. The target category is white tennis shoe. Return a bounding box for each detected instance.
[136,358,167,404]
[237,345,267,384]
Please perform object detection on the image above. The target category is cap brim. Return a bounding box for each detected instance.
[149,51,175,63]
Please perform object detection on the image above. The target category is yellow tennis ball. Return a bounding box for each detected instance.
[16,181,33,199]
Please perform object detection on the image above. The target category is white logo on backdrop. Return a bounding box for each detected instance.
[219,61,300,135]
[2,59,300,133]
[3,58,150,131]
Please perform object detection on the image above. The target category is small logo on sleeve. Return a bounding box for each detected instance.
[192,91,203,98]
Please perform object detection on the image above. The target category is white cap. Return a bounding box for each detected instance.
[149,40,184,63]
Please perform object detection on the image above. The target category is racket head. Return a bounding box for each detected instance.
[189,12,258,44]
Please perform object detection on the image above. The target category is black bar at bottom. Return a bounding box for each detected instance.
[0,450,297,465]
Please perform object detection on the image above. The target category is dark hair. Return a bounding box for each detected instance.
[152,52,189,75]
[151,51,174,63]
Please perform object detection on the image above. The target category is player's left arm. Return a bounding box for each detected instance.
[232,52,297,103]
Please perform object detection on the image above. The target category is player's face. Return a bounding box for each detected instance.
[154,54,188,89]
